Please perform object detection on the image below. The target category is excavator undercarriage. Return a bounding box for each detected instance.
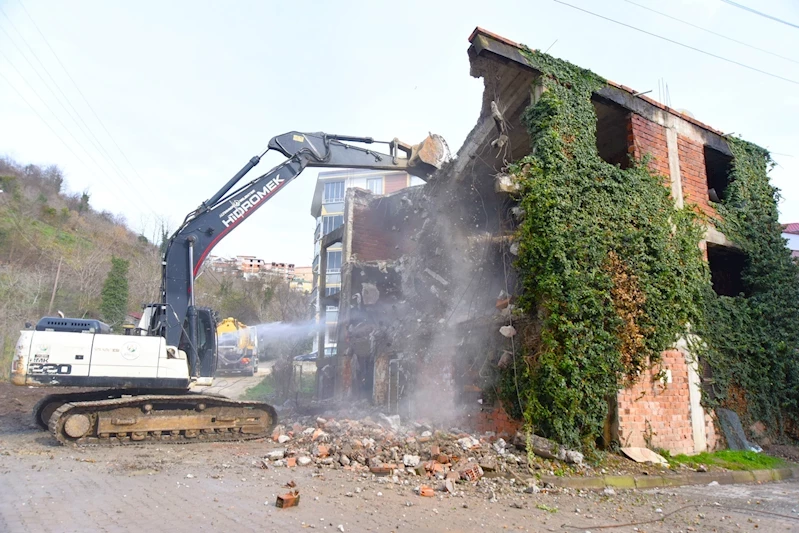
[39,391,276,446]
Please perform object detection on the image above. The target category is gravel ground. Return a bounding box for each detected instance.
[1,381,798,532]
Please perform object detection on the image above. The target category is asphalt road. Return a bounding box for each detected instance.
[2,374,798,532]
[204,362,273,399]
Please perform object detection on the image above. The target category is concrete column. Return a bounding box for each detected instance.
[665,124,684,209]
[316,247,327,397]
[677,337,708,453]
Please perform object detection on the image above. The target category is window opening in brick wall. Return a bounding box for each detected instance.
[707,243,746,297]
[592,95,632,169]
[704,146,733,203]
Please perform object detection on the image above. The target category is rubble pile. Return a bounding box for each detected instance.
[260,413,587,498]
[264,414,524,475]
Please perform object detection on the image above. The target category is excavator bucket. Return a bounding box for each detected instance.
[402,134,451,177]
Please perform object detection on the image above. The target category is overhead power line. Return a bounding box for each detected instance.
[624,0,799,65]
[553,0,799,86]
[16,1,160,210]
[720,0,799,30]
[0,16,157,217]
[0,69,139,209]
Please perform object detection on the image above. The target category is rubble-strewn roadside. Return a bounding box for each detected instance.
[2,382,799,532]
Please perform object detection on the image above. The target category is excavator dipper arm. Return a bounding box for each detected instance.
[158,131,448,377]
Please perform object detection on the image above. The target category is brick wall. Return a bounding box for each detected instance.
[616,349,696,454]
[677,136,715,218]
[384,173,408,195]
[462,406,521,438]
[350,202,400,261]
[630,114,670,179]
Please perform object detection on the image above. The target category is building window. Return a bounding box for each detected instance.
[591,95,632,170]
[704,146,733,203]
[707,243,746,297]
[322,215,343,235]
[367,177,383,195]
[325,286,339,296]
[326,250,342,271]
[326,324,338,342]
[323,181,345,203]
[326,305,339,324]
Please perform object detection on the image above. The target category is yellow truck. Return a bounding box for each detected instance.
[216,317,258,376]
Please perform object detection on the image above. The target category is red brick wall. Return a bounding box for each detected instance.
[616,349,696,454]
[630,114,670,179]
[350,202,399,261]
[677,136,715,218]
[462,406,521,438]
[384,174,408,195]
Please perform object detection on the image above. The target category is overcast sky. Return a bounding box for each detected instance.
[1,0,797,266]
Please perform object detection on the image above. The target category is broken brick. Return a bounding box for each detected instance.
[276,491,300,508]
[457,463,484,481]
[370,464,397,476]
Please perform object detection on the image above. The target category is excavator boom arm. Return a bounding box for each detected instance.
[158,131,448,376]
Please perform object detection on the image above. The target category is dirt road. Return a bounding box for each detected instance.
[1,381,798,532]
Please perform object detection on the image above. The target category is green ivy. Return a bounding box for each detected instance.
[698,138,799,434]
[501,48,708,449]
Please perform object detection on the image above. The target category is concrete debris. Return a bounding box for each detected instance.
[379,414,402,432]
[509,241,519,256]
[492,438,507,455]
[266,449,286,460]
[254,411,587,502]
[510,206,526,219]
[403,454,421,467]
[495,173,521,194]
[458,436,480,450]
[497,351,512,369]
[278,435,291,444]
[499,325,517,338]
[424,268,449,286]
[361,283,381,306]
[527,434,584,466]
[620,447,669,466]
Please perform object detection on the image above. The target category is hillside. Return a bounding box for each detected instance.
[0,157,161,376]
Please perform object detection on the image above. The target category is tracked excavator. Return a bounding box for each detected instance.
[10,131,449,446]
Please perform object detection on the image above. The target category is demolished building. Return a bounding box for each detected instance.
[312,28,781,455]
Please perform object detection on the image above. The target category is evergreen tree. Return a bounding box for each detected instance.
[100,256,130,327]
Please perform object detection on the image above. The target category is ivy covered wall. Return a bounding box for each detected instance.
[698,139,799,437]
[498,46,799,450]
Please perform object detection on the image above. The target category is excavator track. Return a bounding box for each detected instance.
[47,394,277,447]
[32,389,192,430]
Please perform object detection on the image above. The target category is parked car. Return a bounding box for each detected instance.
[293,347,336,362]
[294,351,318,362]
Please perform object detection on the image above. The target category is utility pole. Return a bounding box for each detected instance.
[48,256,63,316]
